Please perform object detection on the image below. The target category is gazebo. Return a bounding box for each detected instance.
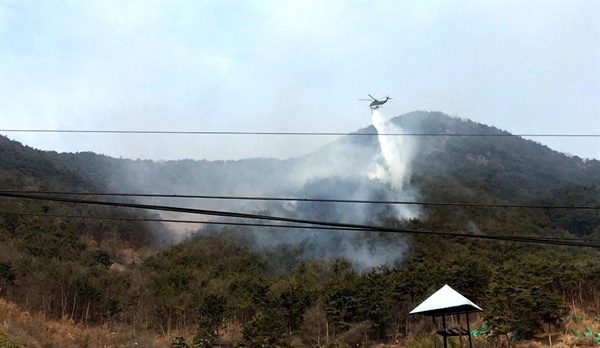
[409,284,482,348]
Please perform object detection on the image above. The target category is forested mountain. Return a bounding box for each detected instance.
[0,111,599,347]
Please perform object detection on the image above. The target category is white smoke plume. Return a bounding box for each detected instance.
[241,108,421,270]
[369,109,419,219]
[370,109,413,190]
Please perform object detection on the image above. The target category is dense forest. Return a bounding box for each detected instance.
[0,112,599,347]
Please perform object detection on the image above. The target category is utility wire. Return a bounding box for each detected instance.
[1,129,599,137]
[0,211,369,232]
[1,192,599,248]
[1,190,598,210]
[1,210,596,244]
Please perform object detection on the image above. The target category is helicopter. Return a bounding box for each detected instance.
[359,94,392,110]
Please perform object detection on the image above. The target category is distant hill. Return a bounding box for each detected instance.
[54,111,600,197]
[3,111,598,251]
[3,111,599,249]
[48,111,600,238]
[0,136,99,191]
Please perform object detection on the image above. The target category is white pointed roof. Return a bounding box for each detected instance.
[409,284,482,316]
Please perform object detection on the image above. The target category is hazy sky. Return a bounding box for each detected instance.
[1,1,599,161]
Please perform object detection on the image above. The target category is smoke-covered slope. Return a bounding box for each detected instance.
[3,111,599,266]
[45,112,594,229]
[53,111,600,204]
[7,111,598,212]
[47,112,600,262]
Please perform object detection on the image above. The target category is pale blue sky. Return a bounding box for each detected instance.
[1,1,599,160]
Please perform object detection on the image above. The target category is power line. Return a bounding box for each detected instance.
[0,211,369,232]
[1,192,599,248]
[1,190,599,210]
[2,210,596,244]
[0,212,600,248]
[1,129,599,137]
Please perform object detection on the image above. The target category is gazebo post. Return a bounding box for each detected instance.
[466,312,473,348]
[433,316,438,348]
[457,312,463,348]
[441,314,448,348]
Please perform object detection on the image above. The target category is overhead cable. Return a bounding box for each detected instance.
[1,192,599,248]
[0,211,371,232]
[1,190,598,210]
[1,210,596,245]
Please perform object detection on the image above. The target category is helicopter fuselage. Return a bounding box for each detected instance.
[361,95,392,110]
[369,97,390,109]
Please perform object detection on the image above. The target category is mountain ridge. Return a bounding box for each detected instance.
[44,111,599,195]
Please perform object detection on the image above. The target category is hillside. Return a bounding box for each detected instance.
[0,111,599,347]
[54,111,600,205]
[55,111,600,244]
[0,137,173,337]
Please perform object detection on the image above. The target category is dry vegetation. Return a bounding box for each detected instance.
[0,297,180,348]
[2,292,599,348]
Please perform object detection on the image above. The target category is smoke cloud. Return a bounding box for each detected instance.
[112,110,421,270]
[214,108,421,270]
